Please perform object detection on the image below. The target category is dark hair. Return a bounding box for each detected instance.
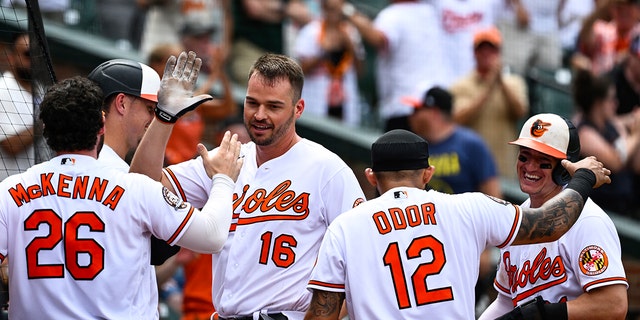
[572,68,611,115]
[248,53,304,102]
[39,76,104,152]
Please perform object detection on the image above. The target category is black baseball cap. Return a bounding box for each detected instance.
[88,59,160,102]
[371,129,430,172]
[402,86,453,114]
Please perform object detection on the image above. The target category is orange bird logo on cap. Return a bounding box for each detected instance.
[530,119,551,137]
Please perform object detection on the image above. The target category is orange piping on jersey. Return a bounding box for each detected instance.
[167,206,196,244]
[498,204,520,248]
[494,279,510,294]
[308,280,345,290]
[236,211,310,225]
[582,277,628,292]
[512,275,568,306]
[164,168,187,201]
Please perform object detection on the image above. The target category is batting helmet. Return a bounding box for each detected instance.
[509,113,580,185]
[88,59,160,102]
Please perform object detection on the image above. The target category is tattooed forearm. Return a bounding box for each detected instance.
[513,189,584,245]
[305,290,345,320]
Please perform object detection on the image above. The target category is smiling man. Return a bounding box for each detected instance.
[479,113,628,320]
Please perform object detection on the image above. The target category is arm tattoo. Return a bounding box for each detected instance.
[306,290,345,319]
[514,189,584,245]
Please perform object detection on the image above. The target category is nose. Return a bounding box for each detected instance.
[253,105,267,120]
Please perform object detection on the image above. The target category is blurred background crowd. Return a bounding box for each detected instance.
[1,0,640,319]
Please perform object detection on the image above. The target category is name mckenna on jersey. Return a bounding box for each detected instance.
[6,173,125,210]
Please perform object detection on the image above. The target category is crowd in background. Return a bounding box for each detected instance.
[1,0,640,319]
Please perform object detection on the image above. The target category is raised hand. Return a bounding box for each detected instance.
[198,131,243,181]
[155,51,213,123]
[561,156,611,188]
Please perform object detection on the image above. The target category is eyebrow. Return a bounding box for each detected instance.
[245,96,286,106]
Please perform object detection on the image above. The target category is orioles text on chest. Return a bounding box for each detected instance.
[372,202,437,235]
[7,173,125,210]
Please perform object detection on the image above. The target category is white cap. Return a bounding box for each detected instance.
[509,113,571,159]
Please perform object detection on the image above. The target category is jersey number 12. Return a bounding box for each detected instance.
[383,235,453,309]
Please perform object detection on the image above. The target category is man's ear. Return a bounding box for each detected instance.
[422,166,435,186]
[364,167,377,187]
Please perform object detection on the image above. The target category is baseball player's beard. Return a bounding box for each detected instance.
[248,113,295,146]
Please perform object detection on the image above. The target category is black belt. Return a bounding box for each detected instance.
[218,313,288,320]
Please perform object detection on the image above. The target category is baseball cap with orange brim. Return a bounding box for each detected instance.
[473,26,502,49]
[509,113,571,159]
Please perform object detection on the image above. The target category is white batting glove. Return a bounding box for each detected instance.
[155,51,213,123]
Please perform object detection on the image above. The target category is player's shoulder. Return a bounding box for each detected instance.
[579,198,615,222]
[297,139,346,162]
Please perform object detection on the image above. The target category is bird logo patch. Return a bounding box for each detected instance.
[530,119,551,137]
[579,245,608,276]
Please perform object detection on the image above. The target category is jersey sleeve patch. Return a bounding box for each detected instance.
[162,187,187,210]
[579,245,608,276]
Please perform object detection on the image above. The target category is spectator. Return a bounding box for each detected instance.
[294,0,365,127]
[608,32,640,118]
[406,86,502,197]
[573,67,640,217]
[497,0,563,75]
[405,86,502,312]
[573,0,640,75]
[479,113,628,320]
[449,26,529,182]
[558,0,596,66]
[229,0,313,84]
[430,0,503,85]
[343,0,447,132]
[0,32,35,181]
[139,0,232,60]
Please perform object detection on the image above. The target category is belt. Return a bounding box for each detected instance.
[216,313,288,320]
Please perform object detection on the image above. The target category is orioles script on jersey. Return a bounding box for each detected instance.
[373,202,437,235]
[502,247,567,297]
[7,173,125,210]
[232,180,310,225]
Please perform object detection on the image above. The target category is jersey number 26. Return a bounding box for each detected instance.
[25,209,105,280]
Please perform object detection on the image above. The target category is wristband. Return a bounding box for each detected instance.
[566,168,596,203]
[155,107,179,123]
[543,302,568,320]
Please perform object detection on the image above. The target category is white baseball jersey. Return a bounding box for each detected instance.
[432,0,502,85]
[0,154,199,319]
[373,2,447,121]
[307,187,523,320]
[164,139,365,318]
[490,198,627,309]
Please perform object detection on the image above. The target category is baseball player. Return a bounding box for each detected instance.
[0,52,242,319]
[87,57,182,267]
[303,129,612,320]
[130,53,366,319]
[479,113,628,320]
